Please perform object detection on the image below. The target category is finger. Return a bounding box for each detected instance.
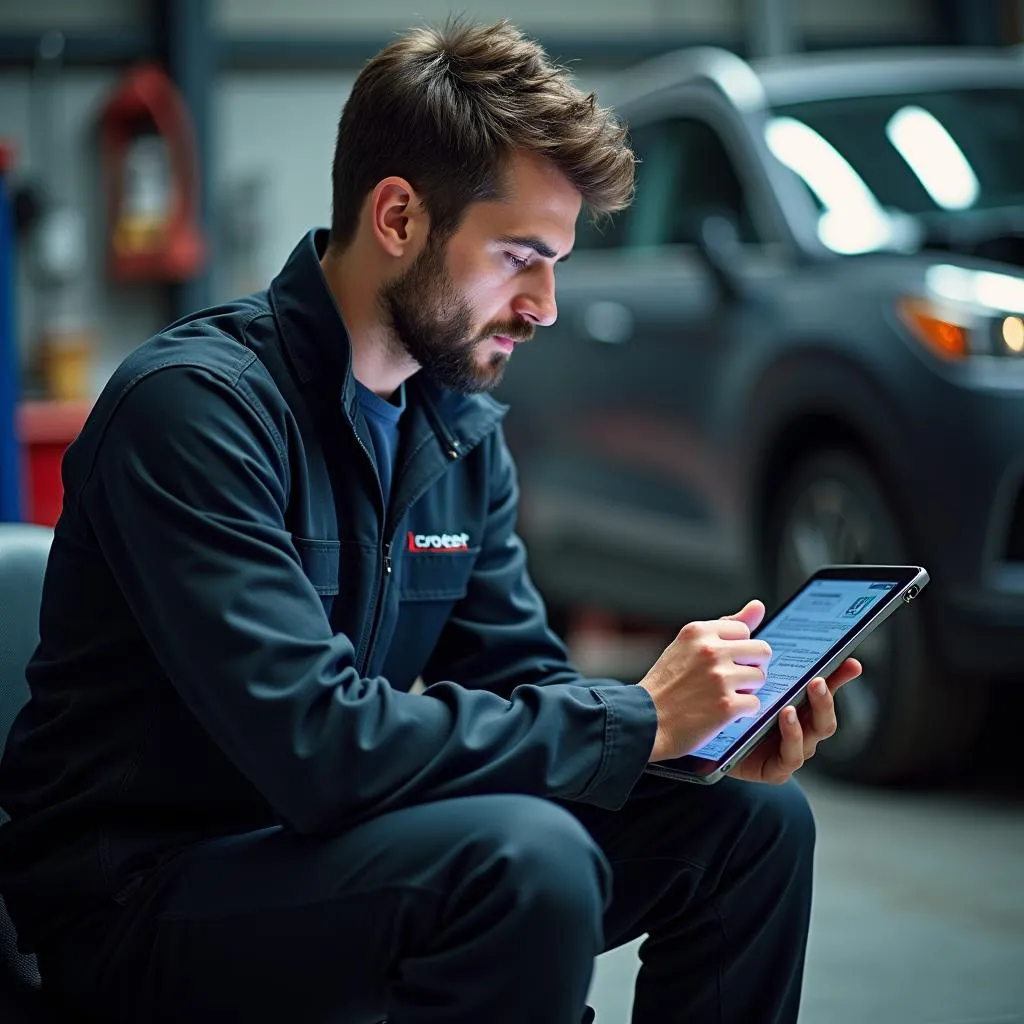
[773,705,805,779]
[714,618,753,641]
[723,638,774,666]
[825,658,862,693]
[730,663,768,693]
[719,598,761,620]
[730,693,761,720]
[721,599,766,633]
[802,677,838,746]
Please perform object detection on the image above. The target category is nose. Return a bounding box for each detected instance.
[512,263,558,328]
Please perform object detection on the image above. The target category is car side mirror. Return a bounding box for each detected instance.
[695,213,744,304]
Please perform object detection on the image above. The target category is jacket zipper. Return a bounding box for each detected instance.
[360,434,465,675]
[361,388,470,671]
[362,539,394,675]
[357,386,490,674]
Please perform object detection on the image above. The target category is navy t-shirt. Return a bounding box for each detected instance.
[354,380,406,511]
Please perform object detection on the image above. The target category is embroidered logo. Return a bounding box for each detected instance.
[407,532,470,552]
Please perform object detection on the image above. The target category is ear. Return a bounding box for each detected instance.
[367,177,429,258]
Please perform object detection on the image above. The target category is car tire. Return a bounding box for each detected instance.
[765,449,985,784]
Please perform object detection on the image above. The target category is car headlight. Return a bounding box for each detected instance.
[897,296,1024,360]
[997,315,1024,355]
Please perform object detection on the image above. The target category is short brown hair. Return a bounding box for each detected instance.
[329,18,635,248]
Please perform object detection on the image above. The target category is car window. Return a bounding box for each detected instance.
[772,88,1024,217]
[574,117,760,251]
[659,117,760,246]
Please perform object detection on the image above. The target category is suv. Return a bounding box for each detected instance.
[496,47,1024,784]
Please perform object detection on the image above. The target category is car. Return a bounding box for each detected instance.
[495,46,1024,784]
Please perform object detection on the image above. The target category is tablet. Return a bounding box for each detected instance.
[645,564,929,785]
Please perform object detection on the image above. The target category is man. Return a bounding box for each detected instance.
[0,20,859,1024]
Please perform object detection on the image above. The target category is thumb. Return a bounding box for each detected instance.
[722,599,766,632]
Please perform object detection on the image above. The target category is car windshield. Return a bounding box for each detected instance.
[766,86,1024,255]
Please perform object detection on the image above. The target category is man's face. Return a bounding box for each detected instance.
[379,151,581,394]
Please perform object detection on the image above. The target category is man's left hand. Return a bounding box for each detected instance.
[727,658,862,784]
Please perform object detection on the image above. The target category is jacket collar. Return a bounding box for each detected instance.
[268,229,507,451]
[268,229,358,417]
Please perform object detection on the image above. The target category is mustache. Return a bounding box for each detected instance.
[479,321,535,344]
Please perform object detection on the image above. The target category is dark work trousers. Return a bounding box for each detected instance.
[38,775,816,1024]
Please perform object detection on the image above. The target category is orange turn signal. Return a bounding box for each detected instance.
[896,297,969,360]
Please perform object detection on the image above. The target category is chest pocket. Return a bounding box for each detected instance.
[292,536,341,596]
[398,548,480,602]
[383,545,480,687]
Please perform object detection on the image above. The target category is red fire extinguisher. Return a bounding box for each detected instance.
[99,63,205,282]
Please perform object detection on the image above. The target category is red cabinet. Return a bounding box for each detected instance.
[17,400,91,526]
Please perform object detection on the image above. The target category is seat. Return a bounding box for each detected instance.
[0,522,68,1021]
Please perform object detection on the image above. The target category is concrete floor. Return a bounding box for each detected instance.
[587,771,1024,1023]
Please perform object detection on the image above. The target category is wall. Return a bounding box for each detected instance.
[794,0,934,37]
[0,0,958,394]
[0,68,164,387]
[0,0,147,31]
[214,72,356,301]
[214,0,744,36]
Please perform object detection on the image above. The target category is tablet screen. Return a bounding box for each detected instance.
[690,577,900,762]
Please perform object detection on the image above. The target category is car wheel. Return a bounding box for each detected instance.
[766,449,984,784]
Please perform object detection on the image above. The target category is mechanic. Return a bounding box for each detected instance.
[0,19,860,1024]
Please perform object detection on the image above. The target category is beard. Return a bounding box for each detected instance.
[378,237,533,395]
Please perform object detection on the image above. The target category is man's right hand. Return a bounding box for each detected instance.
[638,600,773,762]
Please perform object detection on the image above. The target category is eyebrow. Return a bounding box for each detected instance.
[497,234,572,263]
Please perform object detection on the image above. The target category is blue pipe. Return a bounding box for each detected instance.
[163,0,214,317]
[0,163,22,522]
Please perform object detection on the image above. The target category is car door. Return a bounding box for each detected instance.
[501,103,783,620]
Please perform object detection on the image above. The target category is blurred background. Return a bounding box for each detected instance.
[1,2,1023,1022]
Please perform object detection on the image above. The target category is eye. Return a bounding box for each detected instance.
[505,252,529,271]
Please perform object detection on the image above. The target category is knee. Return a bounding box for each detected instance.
[466,796,611,914]
[744,779,816,861]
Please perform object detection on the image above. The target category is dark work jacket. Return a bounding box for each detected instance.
[0,230,658,950]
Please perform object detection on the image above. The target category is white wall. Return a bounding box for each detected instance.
[214,72,356,300]
[0,0,147,31]
[214,0,745,37]
[794,0,934,36]
[1,0,936,38]
[0,0,945,394]
[0,61,616,393]
[0,69,166,390]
